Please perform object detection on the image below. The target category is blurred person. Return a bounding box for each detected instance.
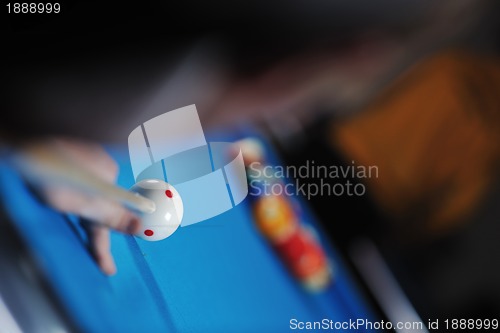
[207,46,500,237]
[201,0,500,237]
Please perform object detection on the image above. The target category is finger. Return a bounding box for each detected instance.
[78,196,142,234]
[16,138,154,214]
[86,225,116,275]
[43,187,142,234]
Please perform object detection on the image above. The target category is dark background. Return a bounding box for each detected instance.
[3,0,474,140]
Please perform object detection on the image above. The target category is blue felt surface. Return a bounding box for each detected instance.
[0,140,378,333]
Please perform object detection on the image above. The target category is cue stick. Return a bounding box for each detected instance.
[10,143,156,215]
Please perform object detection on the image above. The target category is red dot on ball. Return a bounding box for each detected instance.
[144,229,154,236]
[165,190,173,198]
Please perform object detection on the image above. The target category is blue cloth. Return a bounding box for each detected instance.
[0,144,377,333]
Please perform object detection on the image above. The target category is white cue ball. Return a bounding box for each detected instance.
[130,179,184,241]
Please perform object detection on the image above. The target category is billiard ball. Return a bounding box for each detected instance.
[130,179,184,241]
[253,195,298,242]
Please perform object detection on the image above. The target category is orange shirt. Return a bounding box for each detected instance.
[332,51,500,235]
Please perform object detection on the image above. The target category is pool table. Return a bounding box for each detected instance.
[0,134,379,333]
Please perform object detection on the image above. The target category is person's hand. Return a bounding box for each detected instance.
[15,138,142,275]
